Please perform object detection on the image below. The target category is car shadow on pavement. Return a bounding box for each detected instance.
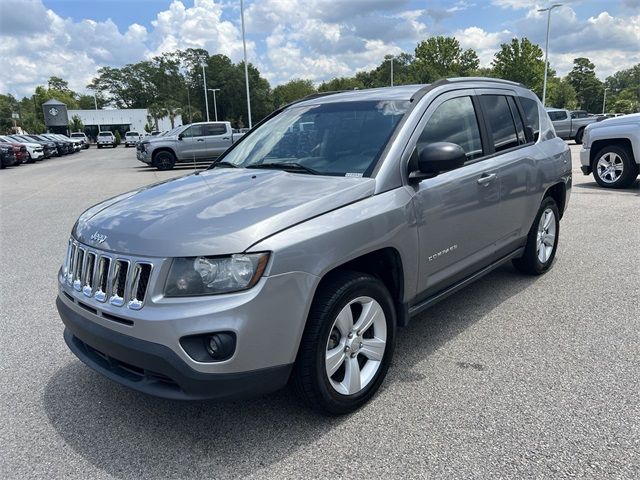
[573,181,640,193]
[44,264,535,479]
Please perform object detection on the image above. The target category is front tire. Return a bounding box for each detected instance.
[26,153,35,164]
[592,145,638,189]
[513,197,560,275]
[293,271,396,415]
[153,151,176,170]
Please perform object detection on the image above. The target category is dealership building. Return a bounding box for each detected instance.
[43,98,181,139]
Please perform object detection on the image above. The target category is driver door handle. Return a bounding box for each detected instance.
[477,173,497,186]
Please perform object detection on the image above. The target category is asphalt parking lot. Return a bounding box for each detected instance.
[1,144,638,479]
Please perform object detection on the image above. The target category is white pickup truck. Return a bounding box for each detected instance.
[136,121,245,170]
[580,113,640,188]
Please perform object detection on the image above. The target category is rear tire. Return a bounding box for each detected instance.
[513,197,560,275]
[153,150,176,170]
[574,128,584,145]
[293,271,396,415]
[592,145,638,189]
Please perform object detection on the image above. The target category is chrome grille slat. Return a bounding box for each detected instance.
[61,239,154,311]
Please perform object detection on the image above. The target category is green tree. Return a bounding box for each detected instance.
[611,99,635,114]
[68,114,84,132]
[114,130,122,145]
[566,57,604,113]
[547,78,577,109]
[491,37,548,96]
[318,77,365,92]
[413,36,479,82]
[272,79,316,107]
[0,94,19,132]
[147,103,168,131]
[355,53,417,88]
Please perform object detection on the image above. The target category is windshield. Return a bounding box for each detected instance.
[215,100,409,176]
[70,133,84,137]
[126,132,139,136]
[98,132,112,137]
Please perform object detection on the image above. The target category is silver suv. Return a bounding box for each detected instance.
[57,78,571,414]
[137,121,244,170]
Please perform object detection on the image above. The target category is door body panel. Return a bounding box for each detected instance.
[205,124,233,157]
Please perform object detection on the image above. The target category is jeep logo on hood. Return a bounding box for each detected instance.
[90,231,108,244]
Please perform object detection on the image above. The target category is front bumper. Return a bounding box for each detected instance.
[137,148,151,163]
[59,297,292,400]
[579,147,592,174]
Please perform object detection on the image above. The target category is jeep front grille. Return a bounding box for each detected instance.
[63,239,153,310]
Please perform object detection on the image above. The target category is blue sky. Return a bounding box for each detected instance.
[1,0,639,97]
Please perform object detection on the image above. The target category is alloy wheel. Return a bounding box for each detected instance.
[596,152,624,184]
[325,296,387,395]
[536,208,556,264]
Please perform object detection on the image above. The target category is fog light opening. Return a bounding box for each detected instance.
[205,333,235,361]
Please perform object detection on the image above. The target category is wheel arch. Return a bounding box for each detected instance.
[151,146,177,162]
[313,247,408,327]
[590,138,636,166]
[543,182,567,219]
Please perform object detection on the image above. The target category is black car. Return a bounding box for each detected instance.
[0,143,18,168]
[30,134,69,155]
[41,134,75,154]
[12,135,57,159]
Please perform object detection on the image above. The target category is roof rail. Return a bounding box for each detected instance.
[444,76,526,88]
[282,90,346,109]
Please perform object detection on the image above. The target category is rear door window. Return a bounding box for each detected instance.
[479,95,519,153]
[519,97,540,141]
[548,111,568,121]
[418,96,483,161]
[506,97,527,145]
[204,124,227,136]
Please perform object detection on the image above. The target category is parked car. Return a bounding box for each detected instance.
[580,113,640,188]
[0,143,18,168]
[57,79,571,414]
[124,131,142,147]
[70,132,90,149]
[546,108,600,144]
[0,135,42,163]
[40,134,74,154]
[46,134,81,153]
[97,131,116,148]
[24,134,61,156]
[10,134,56,158]
[0,140,27,165]
[137,122,245,170]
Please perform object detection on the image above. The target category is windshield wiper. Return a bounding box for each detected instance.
[211,160,238,168]
[246,162,320,175]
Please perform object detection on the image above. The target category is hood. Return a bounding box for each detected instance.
[74,168,375,257]
[589,112,640,130]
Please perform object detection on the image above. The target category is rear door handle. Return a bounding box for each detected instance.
[222,137,230,140]
[196,138,205,142]
[477,173,497,186]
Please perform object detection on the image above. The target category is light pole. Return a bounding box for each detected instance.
[93,93,101,134]
[390,56,394,87]
[240,0,252,128]
[208,88,220,121]
[602,87,609,114]
[538,3,562,106]
[201,62,210,122]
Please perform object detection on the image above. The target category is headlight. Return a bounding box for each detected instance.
[164,253,269,297]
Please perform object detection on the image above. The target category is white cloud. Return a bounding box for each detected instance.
[454,27,512,66]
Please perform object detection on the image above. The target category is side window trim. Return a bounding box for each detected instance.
[511,96,535,144]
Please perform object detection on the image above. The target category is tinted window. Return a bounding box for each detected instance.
[204,124,227,136]
[418,96,483,160]
[182,125,203,137]
[519,97,540,141]
[548,111,568,121]
[480,95,519,152]
[507,97,527,145]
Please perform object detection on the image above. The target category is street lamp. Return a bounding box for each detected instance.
[386,55,394,87]
[201,62,210,122]
[240,0,252,128]
[538,3,562,106]
[208,88,220,121]
[602,87,609,114]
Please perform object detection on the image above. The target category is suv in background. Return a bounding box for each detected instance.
[137,121,245,170]
[70,132,90,149]
[580,113,640,188]
[0,135,42,163]
[97,131,116,148]
[0,142,18,168]
[124,131,142,148]
[57,78,571,414]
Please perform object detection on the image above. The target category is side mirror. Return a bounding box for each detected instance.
[411,142,466,180]
[177,133,184,140]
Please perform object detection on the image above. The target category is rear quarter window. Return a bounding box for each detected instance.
[519,97,541,142]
